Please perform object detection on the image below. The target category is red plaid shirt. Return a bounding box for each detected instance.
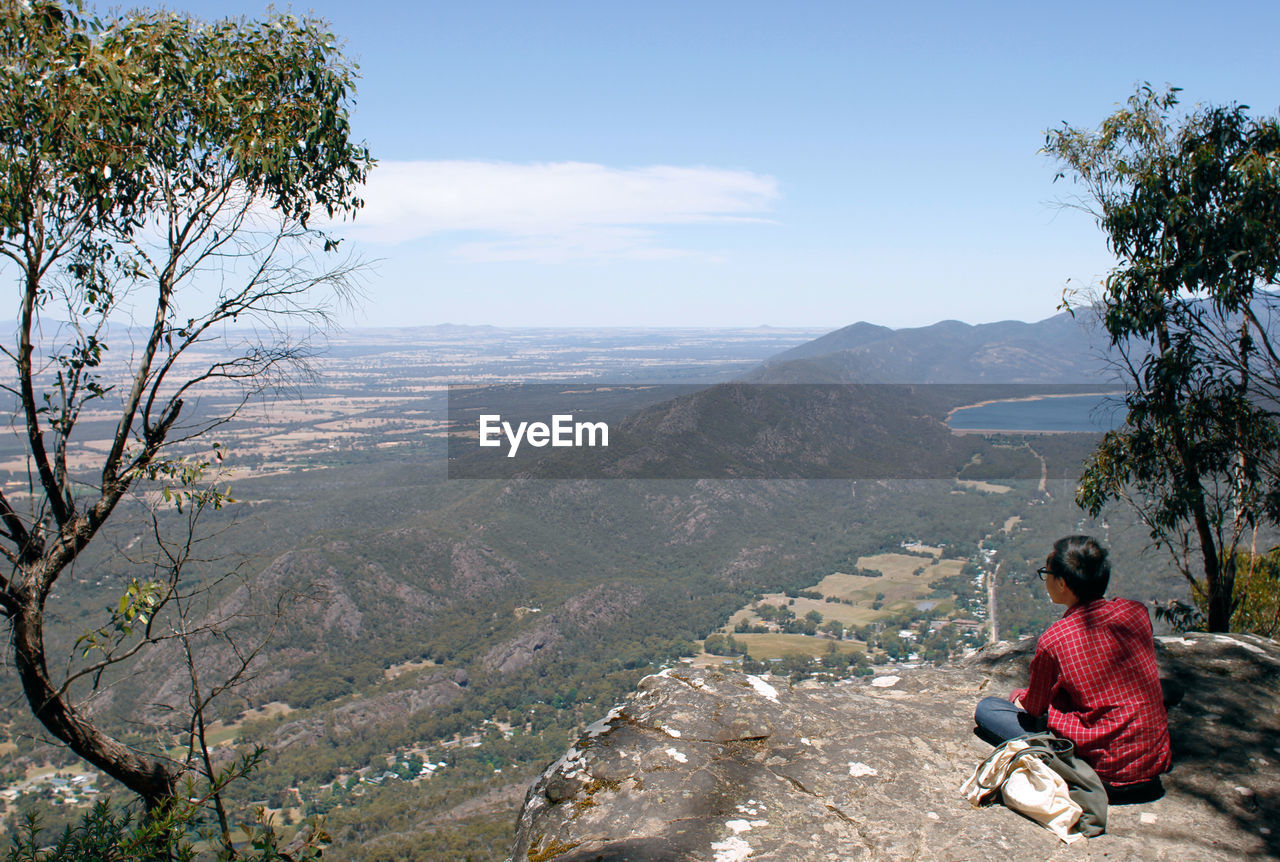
[1011,597,1171,785]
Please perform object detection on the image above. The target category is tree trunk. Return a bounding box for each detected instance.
[1188,496,1232,632]
[11,604,178,808]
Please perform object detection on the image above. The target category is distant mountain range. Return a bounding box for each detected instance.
[746,312,1112,384]
[445,312,1118,481]
[3,311,1111,385]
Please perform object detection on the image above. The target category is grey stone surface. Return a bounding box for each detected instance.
[512,632,1280,861]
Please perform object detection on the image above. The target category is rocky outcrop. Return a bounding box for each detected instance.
[270,669,467,749]
[483,584,646,674]
[484,628,561,675]
[512,633,1280,861]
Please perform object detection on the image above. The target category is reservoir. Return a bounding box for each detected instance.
[947,393,1124,433]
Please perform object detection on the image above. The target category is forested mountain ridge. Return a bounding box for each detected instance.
[506,382,1028,480]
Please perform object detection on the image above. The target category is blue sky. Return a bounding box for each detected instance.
[177,1,1280,329]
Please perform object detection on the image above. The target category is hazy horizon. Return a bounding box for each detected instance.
[161,0,1277,331]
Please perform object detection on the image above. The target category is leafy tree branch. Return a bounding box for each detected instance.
[0,0,372,823]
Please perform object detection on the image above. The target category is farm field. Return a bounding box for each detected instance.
[722,550,971,659]
[729,633,865,659]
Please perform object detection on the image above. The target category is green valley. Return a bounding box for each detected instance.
[0,320,1195,860]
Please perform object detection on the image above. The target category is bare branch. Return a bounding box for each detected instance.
[17,268,72,529]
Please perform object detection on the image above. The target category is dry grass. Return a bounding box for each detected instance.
[731,633,865,659]
[383,658,439,680]
[956,479,1012,494]
[726,552,966,635]
[686,652,739,668]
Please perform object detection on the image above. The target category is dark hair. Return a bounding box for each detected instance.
[1048,535,1110,602]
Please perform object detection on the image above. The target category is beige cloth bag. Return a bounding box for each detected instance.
[961,737,1085,843]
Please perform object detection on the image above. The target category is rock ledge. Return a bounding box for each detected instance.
[512,633,1280,861]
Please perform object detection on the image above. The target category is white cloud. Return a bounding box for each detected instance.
[335,160,778,261]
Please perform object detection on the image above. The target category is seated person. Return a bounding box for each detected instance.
[974,535,1171,793]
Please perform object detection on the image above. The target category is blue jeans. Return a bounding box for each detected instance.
[974,696,1168,802]
[974,696,1048,745]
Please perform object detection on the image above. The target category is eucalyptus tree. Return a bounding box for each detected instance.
[1046,85,1280,631]
[0,0,371,820]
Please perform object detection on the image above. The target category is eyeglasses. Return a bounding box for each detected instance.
[1037,567,1054,581]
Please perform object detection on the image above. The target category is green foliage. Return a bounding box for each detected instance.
[782,588,822,599]
[1228,549,1280,635]
[754,603,795,623]
[5,804,168,862]
[0,0,372,825]
[74,579,161,658]
[703,633,745,656]
[4,800,327,862]
[776,653,815,680]
[1047,84,1280,631]
[0,1,371,239]
[146,453,236,515]
[1152,598,1204,634]
[1158,548,1280,635]
[957,445,1042,481]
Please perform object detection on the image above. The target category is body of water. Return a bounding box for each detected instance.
[947,394,1124,433]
